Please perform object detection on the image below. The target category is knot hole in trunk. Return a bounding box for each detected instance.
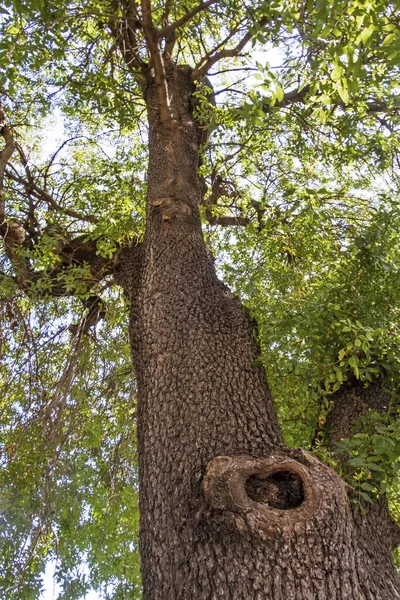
[199,452,345,537]
[245,470,304,510]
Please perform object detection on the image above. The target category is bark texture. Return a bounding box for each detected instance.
[325,378,394,446]
[116,65,400,599]
[325,379,400,599]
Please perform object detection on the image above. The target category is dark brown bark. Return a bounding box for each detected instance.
[118,65,400,599]
[325,379,400,598]
[325,378,394,446]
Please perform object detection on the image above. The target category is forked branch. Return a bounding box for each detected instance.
[192,18,266,80]
[108,0,146,74]
[158,0,218,39]
[141,0,172,122]
[203,175,265,229]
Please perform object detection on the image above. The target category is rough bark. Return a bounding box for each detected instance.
[325,379,400,599]
[117,65,400,599]
[325,378,395,447]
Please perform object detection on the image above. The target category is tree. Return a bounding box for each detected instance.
[1,0,400,598]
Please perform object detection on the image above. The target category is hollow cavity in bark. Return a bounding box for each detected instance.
[246,470,304,510]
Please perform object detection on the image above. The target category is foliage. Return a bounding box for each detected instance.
[335,410,400,507]
[0,293,141,598]
[0,0,399,596]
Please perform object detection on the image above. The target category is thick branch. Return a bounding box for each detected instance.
[158,0,217,39]
[268,84,311,110]
[160,0,175,59]
[113,242,144,298]
[192,21,264,80]
[0,107,29,284]
[324,378,393,447]
[141,0,172,122]
[203,176,265,228]
[124,0,144,47]
[108,0,146,74]
[323,378,400,553]
[1,223,115,298]
[205,213,250,227]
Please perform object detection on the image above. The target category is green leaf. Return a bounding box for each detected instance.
[368,463,385,472]
[349,457,366,467]
[275,84,284,102]
[382,33,396,47]
[360,482,374,491]
[359,491,374,503]
[331,64,344,81]
[336,79,350,104]
[361,27,373,46]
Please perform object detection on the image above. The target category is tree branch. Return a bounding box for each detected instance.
[0,105,29,284]
[0,103,16,223]
[2,233,115,298]
[203,175,265,229]
[113,241,144,298]
[160,0,175,59]
[192,19,264,80]
[108,0,147,75]
[205,213,250,227]
[323,378,400,552]
[68,295,107,336]
[140,0,172,122]
[158,0,218,39]
[262,84,398,115]
[6,157,98,225]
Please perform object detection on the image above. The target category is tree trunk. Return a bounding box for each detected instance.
[324,379,400,599]
[118,66,400,599]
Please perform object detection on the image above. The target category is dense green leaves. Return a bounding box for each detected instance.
[0,294,141,598]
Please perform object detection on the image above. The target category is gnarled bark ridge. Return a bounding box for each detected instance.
[117,65,400,599]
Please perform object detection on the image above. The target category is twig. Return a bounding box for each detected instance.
[6,167,98,224]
